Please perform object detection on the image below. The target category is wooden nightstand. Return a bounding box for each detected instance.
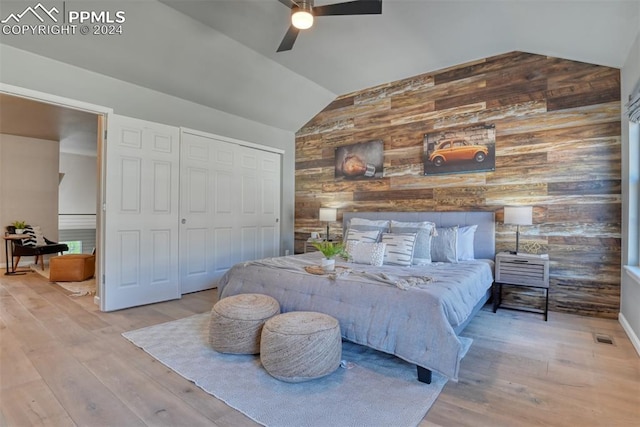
[493,251,550,321]
[304,237,343,253]
[304,239,322,253]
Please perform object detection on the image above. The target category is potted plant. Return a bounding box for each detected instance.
[311,241,346,272]
[11,220,27,234]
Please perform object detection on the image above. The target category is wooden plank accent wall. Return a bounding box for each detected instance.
[294,51,621,319]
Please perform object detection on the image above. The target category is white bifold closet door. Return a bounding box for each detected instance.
[179,130,281,294]
[103,115,181,311]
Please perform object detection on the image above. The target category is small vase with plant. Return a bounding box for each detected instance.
[11,220,27,234]
[311,240,346,272]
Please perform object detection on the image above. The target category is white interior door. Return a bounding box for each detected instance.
[239,145,280,260]
[103,114,180,311]
[179,132,227,293]
[180,130,281,294]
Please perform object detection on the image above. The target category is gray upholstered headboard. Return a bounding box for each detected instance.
[342,211,496,260]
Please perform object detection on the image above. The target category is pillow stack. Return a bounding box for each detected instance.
[343,218,389,266]
[343,217,479,266]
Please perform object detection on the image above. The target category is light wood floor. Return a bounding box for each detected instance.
[1,271,639,427]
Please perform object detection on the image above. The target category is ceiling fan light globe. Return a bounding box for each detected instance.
[292,10,313,29]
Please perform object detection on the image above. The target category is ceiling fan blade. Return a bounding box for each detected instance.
[314,0,382,16]
[277,0,299,8]
[277,25,300,52]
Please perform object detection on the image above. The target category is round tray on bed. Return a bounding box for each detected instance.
[304,265,350,275]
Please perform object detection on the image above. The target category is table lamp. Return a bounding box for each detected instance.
[319,208,337,240]
[503,206,533,254]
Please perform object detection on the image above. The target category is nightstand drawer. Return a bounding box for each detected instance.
[495,255,549,288]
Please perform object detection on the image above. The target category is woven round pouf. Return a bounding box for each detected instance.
[260,311,341,383]
[209,293,280,354]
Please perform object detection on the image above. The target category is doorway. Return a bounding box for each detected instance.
[0,84,111,307]
[0,93,100,255]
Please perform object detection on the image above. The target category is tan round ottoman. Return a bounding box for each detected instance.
[260,311,342,383]
[209,293,280,354]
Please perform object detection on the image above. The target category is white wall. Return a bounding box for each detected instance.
[59,153,97,215]
[621,29,640,356]
[0,44,297,255]
[0,134,60,268]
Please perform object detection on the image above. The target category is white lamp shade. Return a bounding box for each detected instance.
[319,208,337,222]
[292,10,313,29]
[503,206,533,225]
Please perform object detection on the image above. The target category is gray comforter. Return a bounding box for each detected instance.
[218,252,494,380]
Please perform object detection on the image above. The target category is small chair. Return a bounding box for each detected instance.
[6,225,68,271]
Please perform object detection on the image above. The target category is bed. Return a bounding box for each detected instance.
[218,211,495,383]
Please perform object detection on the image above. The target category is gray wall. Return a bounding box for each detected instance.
[0,44,296,256]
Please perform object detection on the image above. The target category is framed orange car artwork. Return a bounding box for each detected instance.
[423,124,496,175]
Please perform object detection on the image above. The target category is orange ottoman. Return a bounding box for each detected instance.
[49,254,95,282]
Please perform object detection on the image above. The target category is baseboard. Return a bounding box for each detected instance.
[619,312,640,357]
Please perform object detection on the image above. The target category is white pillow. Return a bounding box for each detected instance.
[344,229,381,245]
[457,225,478,261]
[431,226,458,263]
[381,233,417,266]
[390,220,436,265]
[22,225,47,247]
[347,241,386,266]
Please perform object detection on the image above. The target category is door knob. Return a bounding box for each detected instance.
[181,218,186,224]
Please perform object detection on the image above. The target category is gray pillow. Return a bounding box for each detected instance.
[431,226,458,263]
[347,218,390,234]
[390,220,436,265]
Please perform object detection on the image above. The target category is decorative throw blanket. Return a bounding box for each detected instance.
[372,272,434,290]
[246,256,433,290]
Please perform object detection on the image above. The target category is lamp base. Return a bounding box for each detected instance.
[512,227,521,255]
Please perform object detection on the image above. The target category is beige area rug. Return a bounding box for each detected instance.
[29,264,96,296]
[124,313,473,427]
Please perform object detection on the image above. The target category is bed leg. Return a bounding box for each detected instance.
[416,366,432,384]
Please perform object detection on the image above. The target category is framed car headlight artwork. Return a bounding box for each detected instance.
[335,140,384,180]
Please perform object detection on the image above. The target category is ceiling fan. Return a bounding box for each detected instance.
[276,0,382,52]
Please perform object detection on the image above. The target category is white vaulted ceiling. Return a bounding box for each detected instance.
[1,0,638,133]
